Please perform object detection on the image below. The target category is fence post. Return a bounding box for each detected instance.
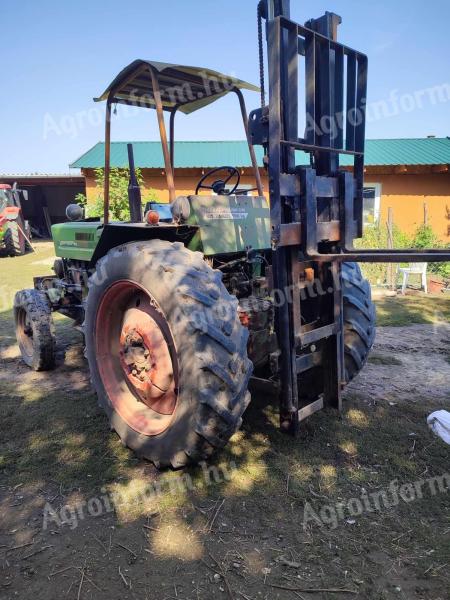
[387,207,395,291]
[423,202,428,226]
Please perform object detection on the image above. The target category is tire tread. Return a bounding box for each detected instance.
[14,289,56,371]
[85,240,252,468]
[342,262,376,382]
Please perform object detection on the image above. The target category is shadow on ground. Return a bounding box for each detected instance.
[1,244,449,600]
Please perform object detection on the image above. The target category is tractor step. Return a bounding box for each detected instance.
[298,397,324,421]
[295,350,322,373]
[296,323,339,347]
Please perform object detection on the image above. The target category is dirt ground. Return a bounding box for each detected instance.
[1,243,449,600]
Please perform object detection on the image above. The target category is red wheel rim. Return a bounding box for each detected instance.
[95,280,178,436]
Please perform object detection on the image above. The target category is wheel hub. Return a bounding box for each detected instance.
[23,318,33,338]
[17,309,34,357]
[121,330,152,382]
[118,305,176,415]
[95,280,179,436]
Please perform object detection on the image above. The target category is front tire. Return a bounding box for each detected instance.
[84,240,252,468]
[14,289,56,370]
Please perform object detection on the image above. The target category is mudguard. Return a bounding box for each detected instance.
[89,223,198,266]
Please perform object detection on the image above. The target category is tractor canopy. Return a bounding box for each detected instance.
[94,59,264,218]
[94,60,259,114]
[52,59,266,262]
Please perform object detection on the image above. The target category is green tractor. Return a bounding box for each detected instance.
[0,183,31,256]
[14,1,448,468]
[13,60,375,468]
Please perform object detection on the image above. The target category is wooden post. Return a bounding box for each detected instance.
[387,207,395,291]
[169,106,179,170]
[234,88,264,197]
[103,94,113,225]
[149,67,176,203]
[423,202,428,226]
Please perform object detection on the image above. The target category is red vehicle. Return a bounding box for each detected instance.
[0,183,30,256]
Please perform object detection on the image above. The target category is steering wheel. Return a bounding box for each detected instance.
[195,166,240,196]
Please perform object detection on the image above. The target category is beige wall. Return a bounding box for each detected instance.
[370,172,450,240]
[83,167,450,241]
[83,168,267,205]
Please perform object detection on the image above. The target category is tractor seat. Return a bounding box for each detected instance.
[171,196,191,223]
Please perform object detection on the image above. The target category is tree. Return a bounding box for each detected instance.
[75,167,159,221]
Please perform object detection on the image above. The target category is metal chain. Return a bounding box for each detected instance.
[257,2,266,109]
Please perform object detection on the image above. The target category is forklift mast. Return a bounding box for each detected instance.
[251,0,450,434]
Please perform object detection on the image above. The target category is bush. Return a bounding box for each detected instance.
[74,167,159,221]
[355,222,450,286]
[355,224,411,286]
[410,224,450,281]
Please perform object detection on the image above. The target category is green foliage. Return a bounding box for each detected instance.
[76,168,159,221]
[356,222,450,285]
[432,262,450,280]
[74,192,87,207]
[411,223,441,249]
[410,224,450,281]
[355,224,412,286]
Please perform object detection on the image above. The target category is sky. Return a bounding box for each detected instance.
[1,0,450,174]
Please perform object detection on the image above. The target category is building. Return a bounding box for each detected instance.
[0,174,85,237]
[70,137,450,241]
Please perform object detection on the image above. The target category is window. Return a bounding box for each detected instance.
[362,183,381,226]
[0,190,8,212]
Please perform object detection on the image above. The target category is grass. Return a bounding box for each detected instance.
[0,243,448,496]
[374,294,450,326]
[1,241,449,597]
[0,242,59,344]
[368,352,403,366]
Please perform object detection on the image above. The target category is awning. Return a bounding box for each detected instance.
[94,60,259,114]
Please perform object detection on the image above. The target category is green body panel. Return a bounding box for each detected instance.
[51,195,271,262]
[187,195,270,255]
[52,222,102,260]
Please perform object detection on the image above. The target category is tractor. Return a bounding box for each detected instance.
[0,183,31,256]
[14,1,450,468]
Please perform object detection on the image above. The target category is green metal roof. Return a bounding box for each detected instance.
[341,137,450,167]
[70,138,450,169]
[71,141,266,169]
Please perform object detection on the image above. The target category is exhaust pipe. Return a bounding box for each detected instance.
[127,143,143,223]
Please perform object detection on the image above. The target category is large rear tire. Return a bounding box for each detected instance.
[84,240,253,468]
[4,218,26,256]
[342,262,376,382]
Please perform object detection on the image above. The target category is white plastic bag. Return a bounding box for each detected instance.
[427,410,450,445]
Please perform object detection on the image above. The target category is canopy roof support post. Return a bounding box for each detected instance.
[169,106,179,170]
[149,67,176,203]
[103,93,114,225]
[234,88,264,197]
